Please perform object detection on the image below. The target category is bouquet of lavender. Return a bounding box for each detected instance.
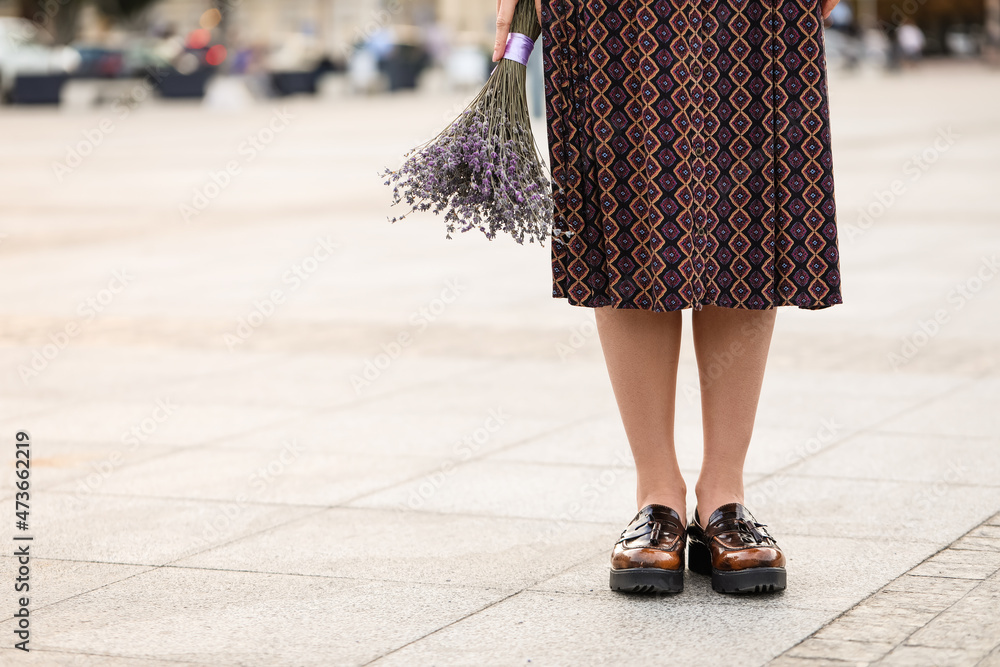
[381,0,554,245]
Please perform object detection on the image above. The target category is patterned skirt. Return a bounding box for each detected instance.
[541,0,843,311]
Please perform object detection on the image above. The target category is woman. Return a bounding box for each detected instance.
[495,0,843,594]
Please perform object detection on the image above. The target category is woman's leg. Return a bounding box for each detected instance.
[690,305,776,526]
[595,307,687,518]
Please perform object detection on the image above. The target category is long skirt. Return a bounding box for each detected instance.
[541,0,843,311]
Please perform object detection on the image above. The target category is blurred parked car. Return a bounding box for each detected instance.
[0,17,80,103]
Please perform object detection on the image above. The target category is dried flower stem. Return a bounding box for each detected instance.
[382,0,554,245]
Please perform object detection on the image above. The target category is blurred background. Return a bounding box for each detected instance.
[0,0,996,107]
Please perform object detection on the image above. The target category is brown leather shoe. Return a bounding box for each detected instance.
[609,504,685,593]
[687,502,786,593]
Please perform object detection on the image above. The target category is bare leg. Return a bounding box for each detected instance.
[595,307,686,519]
[691,305,776,527]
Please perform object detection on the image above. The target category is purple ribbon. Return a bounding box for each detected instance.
[503,32,536,66]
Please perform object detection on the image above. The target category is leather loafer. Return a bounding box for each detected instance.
[687,502,786,594]
[609,504,686,594]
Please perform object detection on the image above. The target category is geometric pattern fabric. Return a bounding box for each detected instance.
[541,0,843,310]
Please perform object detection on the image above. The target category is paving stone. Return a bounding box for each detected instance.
[854,589,960,615]
[903,576,1000,652]
[0,439,181,492]
[744,475,1000,544]
[47,443,447,507]
[0,649,202,666]
[173,507,614,589]
[815,618,923,646]
[0,347,266,403]
[155,354,485,410]
[882,574,980,597]
[370,590,832,666]
[787,637,895,662]
[949,523,1000,553]
[969,525,1000,540]
[978,645,1000,666]
[767,657,859,667]
[350,458,639,524]
[0,558,152,621]
[208,400,563,458]
[950,535,1000,552]
[357,358,622,422]
[14,493,316,566]
[874,645,986,666]
[774,519,1000,665]
[876,382,1000,439]
[4,399,306,448]
[837,603,942,632]
[788,431,1000,486]
[0,567,509,666]
[908,549,1000,580]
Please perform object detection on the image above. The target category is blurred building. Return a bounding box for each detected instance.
[0,0,498,59]
[847,0,991,55]
[0,0,994,63]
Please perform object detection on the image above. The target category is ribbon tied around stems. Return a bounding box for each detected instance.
[503,32,536,66]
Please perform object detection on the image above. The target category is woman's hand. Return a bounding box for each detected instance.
[493,0,543,62]
[821,0,841,19]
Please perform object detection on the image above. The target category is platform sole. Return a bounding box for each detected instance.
[609,567,684,594]
[688,539,786,594]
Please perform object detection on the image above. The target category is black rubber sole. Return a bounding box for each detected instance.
[609,567,684,594]
[688,539,786,594]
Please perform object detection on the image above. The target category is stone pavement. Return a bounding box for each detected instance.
[0,61,998,665]
[773,511,1000,666]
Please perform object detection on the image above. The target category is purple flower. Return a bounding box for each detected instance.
[381,60,557,245]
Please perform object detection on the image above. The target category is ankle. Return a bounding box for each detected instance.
[693,482,744,527]
[636,483,687,520]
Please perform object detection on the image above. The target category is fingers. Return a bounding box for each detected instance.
[535,0,542,24]
[493,0,517,61]
[822,0,840,19]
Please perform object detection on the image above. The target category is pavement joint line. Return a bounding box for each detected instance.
[521,586,850,615]
[33,356,508,461]
[179,503,626,527]
[197,356,507,443]
[154,562,525,592]
[13,487,633,524]
[337,415,604,507]
[18,444,194,497]
[33,488,343,509]
[358,544,616,666]
[747,371,991,496]
[0,552,447,586]
[10,644,215,665]
[0,544,613,602]
[0,647,207,665]
[361,589,526,666]
[0,563,159,625]
[0,350,282,423]
[978,648,1000,666]
[770,472,1000,489]
[162,505,332,567]
[907,572,1000,581]
[770,511,1000,664]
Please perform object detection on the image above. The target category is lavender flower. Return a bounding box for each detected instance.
[381,1,557,245]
